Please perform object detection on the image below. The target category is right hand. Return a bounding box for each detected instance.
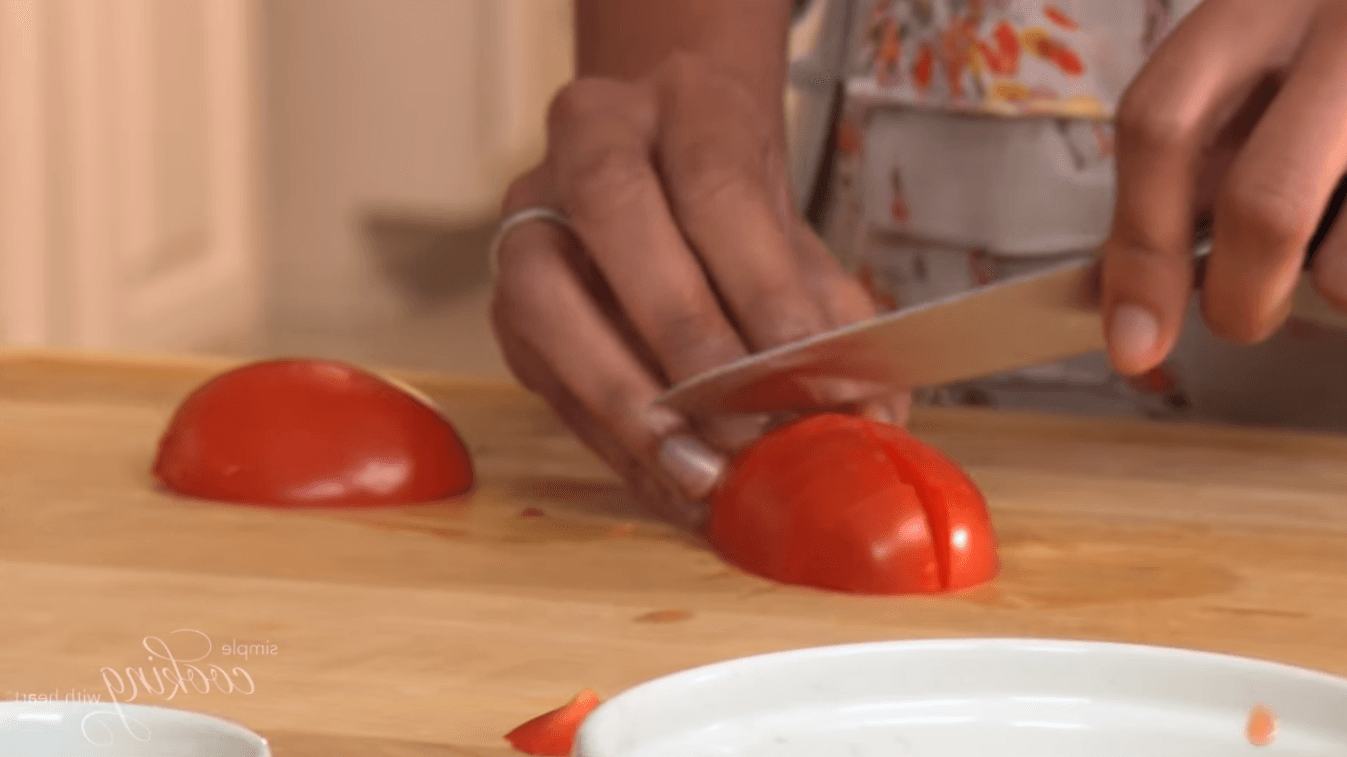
[490,53,907,529]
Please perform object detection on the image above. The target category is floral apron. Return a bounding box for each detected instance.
[790,0,1347,431]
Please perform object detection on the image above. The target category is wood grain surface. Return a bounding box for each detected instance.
[2,348,1346,755]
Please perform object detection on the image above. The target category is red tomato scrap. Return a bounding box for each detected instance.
[708,413,998,595]
[1247,705,1277,746]
[153,359,474,507]
[505,689,602,756]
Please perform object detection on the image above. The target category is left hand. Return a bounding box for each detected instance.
[1100,0,1347,374]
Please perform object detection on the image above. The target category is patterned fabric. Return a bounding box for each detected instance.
[853,1,1111,118]
[802,0,1347,429]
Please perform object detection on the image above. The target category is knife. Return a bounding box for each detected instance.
[655,178,1347,416]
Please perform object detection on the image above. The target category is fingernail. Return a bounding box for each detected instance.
[657,434,726,501]
[1108,303,1160,371]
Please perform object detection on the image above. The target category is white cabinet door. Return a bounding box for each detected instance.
[477,0,573,184]
[0,0,261,353]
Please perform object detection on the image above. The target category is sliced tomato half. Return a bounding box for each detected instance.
[708,413,998,595]
[153,359,474,507]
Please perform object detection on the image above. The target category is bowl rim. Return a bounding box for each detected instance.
[577,635,1347,751]
[0,699,269,755]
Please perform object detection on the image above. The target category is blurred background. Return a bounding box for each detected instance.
[0,0,824,381]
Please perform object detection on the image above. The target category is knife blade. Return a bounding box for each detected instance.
[656,179,1347,417]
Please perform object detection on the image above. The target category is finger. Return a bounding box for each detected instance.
[493,328,708,530]
[545,78,752,389]
[490,216,727,502]
[791,218,912,423]
[567,210,771,452]
[655,54,833,350]
[790,216,877,326]
[1100,0,1309,374]
[1205,5,1347,341]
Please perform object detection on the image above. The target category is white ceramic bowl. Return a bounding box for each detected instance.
[0,701,269,756]
[576,638,1347,756]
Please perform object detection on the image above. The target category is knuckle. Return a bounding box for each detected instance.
[563,146,651,218]
[657,51,760,123]
[657,51,713,91]
[546,79,609,134]
[681,149,758,206]
[1115,89,1199,155]
[548,77,654,135]
[589,379,649,434]
[1203,298,1270,345]
[1220,178,1316,255]
[493,238,555,306]
[743,285,827,344]
[650,300,736,359]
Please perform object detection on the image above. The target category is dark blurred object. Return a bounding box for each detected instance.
[362,212,496,311]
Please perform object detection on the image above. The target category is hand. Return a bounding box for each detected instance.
[490,54,907,528]
[1100,0,1347,374]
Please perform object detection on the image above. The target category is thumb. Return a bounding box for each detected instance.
[1099,233,1194,376]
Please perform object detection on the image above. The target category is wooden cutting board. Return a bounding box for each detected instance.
[3,348,1347,756]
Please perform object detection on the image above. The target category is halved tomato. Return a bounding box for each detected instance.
[708,413,997,595]
[153,359,474,506]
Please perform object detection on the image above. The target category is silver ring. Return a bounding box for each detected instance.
[487,207,573,279]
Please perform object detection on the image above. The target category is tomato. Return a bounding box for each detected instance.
[708,413,997,595]
[505,689,601,756]
[868,422,998,590]
[153,359,474,507]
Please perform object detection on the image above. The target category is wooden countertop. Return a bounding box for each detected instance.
[3,348,1347,755]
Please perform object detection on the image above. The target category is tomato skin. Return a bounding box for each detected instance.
[869,423,999,590]
[153,359,474,507]
[505,689,601,756]
[708,413,996,595]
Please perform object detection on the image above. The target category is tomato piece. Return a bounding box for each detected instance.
[505,689,601,756]
[708,413,997,595]
[869,423,999,591]
[153,359,474,507]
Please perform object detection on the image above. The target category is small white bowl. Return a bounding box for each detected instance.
[576,638,1347,756]
[0,701,268,756]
